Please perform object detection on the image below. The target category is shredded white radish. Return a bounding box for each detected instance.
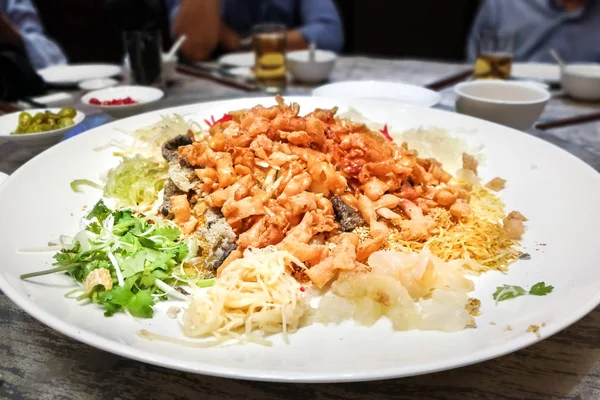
[107,251,125,287]
[155,279,189,301]
[182,247,308,345]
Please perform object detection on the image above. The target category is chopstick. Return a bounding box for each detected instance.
[21,96,47,108]
[0,102,19,114]
[426,69,473,91]
[535,111,600,130]
[193,63,239,79]
[176,64,259,92]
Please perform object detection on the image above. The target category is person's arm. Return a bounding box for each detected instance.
[466,0,499,62]
[4,0,67,69]
[295,0,344,52]
[170,0,221,61]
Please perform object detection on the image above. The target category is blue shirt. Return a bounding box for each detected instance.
[467,0,600,63]
[169,0,344,53]
[0,0,67,69]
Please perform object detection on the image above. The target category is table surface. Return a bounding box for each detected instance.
[1,57,599,400]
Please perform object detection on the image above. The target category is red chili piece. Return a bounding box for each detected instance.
[299,287,306,292]
[204,113,232,127]
[379,124,393,141]
[90,97,137,106]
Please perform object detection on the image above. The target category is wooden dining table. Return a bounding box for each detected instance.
[1,57,599,400]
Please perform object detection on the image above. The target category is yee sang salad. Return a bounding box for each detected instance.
[21,96,532,346]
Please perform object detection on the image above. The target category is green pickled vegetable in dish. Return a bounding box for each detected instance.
[13,107,77,135]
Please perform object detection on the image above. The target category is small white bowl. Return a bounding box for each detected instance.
[78,78,118,91]
[0,108,85,147]
[561,63,600,101]
[81,85,164,118]
[313,80,441,108]
[287,49,337,83]
[454,80,550,131]
[162,54,177,82]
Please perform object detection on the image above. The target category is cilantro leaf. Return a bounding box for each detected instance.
[127,290,154,318]
[493,285,527,303]
[119,250,147,278]
[493,281,555,304]
[86,200,111,223]
[152,225,181,241]
[529,282,554,296]
[97,283,155,318]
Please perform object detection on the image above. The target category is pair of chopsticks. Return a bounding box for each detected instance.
[425,69,473,91]
[535,111,600,130]
[176,64,258,92]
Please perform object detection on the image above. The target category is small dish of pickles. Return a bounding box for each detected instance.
[0,107,85,147]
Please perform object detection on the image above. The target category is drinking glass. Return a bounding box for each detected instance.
[124,28,163,87]
[252,24,287,94]
[473,30,516,80]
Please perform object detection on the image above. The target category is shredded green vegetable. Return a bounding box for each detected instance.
[70,179,104,193]
[103,155,168,207]
[197,278,216,288]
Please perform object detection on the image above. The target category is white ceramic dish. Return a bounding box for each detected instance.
[0,171,7,186]
[37,64,122,86]
[511,63,560,84]
[81,85,164,118]
[78,78,119,91]
[218,52,255,67]
[454,80,550,131]
[162,54,178,82]
[312,81,441,107]
[560,63,600,101]
[228,67,254,79]
[1,97,599,382]
[287,49,337,83]
[0,108,85,147]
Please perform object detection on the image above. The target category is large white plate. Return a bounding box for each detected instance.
[312,81,441,108]
[511,63,560,84]
[38,64,122,86]
[1,97,599,383]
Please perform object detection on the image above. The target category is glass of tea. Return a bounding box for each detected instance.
[252,24,287,93]
[473,30,516,80]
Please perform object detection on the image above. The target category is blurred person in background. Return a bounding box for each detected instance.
[171,0,344,61]
[467,0,600,63]
[34,0,175,64]
[0,8,45,101]
[0,0,67,69]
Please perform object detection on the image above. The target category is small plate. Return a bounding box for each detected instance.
[78,78,119,91]
[218,52,255,68]
[312,81,441,108]
[81,85,164,119]
[228,67,254,78]
[511,63,560,84]
[38,64,122,86]
[0,108,85,147]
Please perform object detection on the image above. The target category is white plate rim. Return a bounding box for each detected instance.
[217,52,255,68]
[37,64,122,85]
[1,96,599,383]
[511,63,560,83]
[311,79,442,108]
[312,80,441,108]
